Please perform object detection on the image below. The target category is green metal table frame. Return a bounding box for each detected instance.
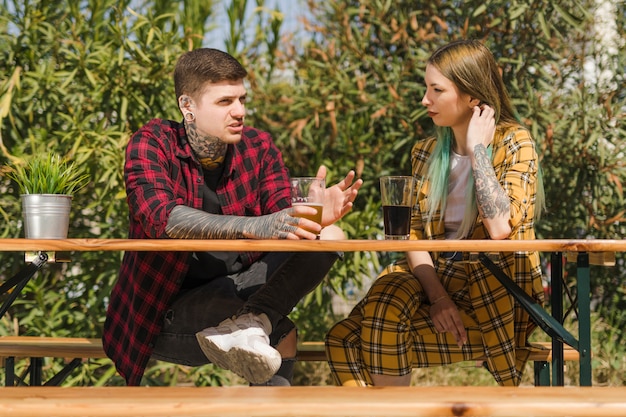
[480,251,592,386]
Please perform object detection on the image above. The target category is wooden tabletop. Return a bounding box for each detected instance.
[1,386,626,416]
[0,238,624,253]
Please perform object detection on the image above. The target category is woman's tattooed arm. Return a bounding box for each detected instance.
[472,144,510,219]
[165,205,301,240]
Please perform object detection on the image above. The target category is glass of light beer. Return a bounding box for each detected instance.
[380,176,415,240]
[290,177,325,231]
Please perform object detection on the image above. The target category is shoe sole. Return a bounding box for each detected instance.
[196,333,281,384]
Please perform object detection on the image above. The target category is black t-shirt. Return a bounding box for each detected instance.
[182,165,243,289]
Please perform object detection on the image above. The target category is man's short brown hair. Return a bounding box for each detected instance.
[174,48,248,100]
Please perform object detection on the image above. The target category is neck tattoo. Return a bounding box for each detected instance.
[186,121,227,170]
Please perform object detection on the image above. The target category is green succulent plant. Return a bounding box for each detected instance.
[8,153,90,196]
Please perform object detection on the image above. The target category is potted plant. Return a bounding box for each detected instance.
[7,153,89,239]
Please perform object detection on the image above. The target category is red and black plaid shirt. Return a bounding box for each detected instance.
[102,118,290,385]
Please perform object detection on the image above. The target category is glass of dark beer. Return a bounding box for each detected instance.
[380,176,415,240]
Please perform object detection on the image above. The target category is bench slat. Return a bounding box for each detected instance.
[0,336,107,359]
[1,386,625,417]
[295,341,580,362]
[1,337,580,362]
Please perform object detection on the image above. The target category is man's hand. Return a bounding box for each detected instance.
[316,165,363,226]
[241,206,321,240]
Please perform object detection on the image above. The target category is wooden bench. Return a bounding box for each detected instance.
[297,340,581,386]
[2,386,626,416]
[0,336,579,387]
[0,336,108,386]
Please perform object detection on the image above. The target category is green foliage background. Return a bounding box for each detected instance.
[1,0,624,386]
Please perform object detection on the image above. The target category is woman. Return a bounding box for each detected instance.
[325,39,545,387]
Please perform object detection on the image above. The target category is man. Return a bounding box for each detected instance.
[103,48,361,386]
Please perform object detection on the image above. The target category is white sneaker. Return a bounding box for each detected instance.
[196,312,281,384]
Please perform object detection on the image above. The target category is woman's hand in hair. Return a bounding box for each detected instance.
[465,104,496,154]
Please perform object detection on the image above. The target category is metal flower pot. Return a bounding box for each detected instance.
[21,194,72,239]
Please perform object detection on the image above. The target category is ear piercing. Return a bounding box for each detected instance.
[185,112,196,122]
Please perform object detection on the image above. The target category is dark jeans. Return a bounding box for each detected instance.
[151,251,340,366]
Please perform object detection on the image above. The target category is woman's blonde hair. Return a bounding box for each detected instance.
[423,39,544,237]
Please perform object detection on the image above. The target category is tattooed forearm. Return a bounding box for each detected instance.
[472,144,510,219]
[166,206,245,239]
[165,205,300,240]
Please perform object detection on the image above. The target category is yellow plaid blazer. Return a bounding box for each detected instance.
[387,125,545,385]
